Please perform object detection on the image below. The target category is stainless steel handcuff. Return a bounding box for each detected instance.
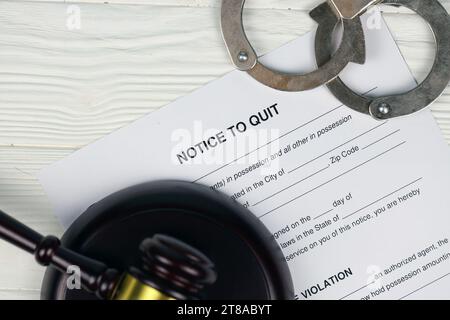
[221,0,450,120]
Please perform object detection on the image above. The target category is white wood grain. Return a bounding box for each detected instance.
[13,0,450,11]
[0,0,449,299]
[1,2,449,147]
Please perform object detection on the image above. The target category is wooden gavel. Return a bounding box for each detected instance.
[0,209,217,300]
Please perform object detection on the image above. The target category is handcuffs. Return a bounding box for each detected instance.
[221,0,450,120]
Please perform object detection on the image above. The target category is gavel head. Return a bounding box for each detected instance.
[111,234,217,300]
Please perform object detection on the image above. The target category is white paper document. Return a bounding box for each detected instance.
[39,16,450,300]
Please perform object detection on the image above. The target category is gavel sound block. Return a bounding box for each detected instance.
[2,181,293,300]
[0,209,218,299]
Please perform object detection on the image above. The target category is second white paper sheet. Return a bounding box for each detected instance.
[39,15,450,300]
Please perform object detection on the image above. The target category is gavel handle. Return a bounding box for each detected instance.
[0,209,120,299]
[0,209,44,254]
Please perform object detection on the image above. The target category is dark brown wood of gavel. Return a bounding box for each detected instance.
[0,209,217,300]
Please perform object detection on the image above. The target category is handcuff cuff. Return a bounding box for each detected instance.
[221,0,366,91]
[221,0,450,120]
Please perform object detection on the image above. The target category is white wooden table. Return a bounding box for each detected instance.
[0,0,449,299]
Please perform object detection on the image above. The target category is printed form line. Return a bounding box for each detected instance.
[252,120,390,207]
[340,272,450,300]
[253,165,330,207]
[342,177,423,220]
[363,129,401,150]
[259,141,407,219]
[193,87,378,182]
[399,273,450,300]
[289,121,387,174]
[339,280,377,300]
[314,209,334,220]
[193,104,343,182]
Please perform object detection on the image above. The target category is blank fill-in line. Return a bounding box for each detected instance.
[253,165,330,207]
[289,121,387,174]
[258,141,406,219]
[193,104,344,182]
[342,176,423,220]
[363,129,401,150]
[314,209,334,220]
[193,87,378,182]
[399,273,450,300]
[339,280,377,300]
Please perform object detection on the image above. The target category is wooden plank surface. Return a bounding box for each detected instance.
[0,0,449,299]
[11,0,450,11]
